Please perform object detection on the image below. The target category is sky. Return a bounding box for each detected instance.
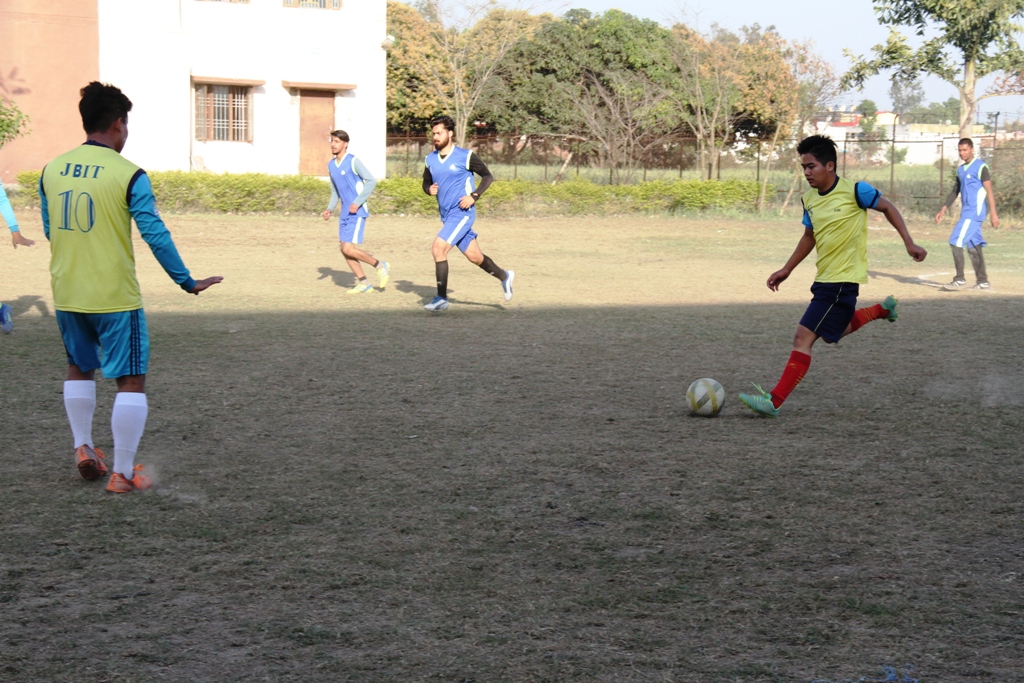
[535,0,1024,123]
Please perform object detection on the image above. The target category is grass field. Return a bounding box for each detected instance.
[1,212,1023,682]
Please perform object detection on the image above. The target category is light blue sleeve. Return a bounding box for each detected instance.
[352,157,378,207]
[327,181,339,213]
[128,172,196,292]
[0,184,19,232]
[801,200,813,230]
[854,181,881,210]
[38,174,50,240]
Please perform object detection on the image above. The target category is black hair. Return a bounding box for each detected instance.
[430,115,456,132]
[330,129,350,142]
[958,137,974,148]
[796,134,838,167]
[79,81,132,134]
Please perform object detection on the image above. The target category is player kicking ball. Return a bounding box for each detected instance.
[322,130,389,294]
[422,115,514,311]
[739,135,927,417]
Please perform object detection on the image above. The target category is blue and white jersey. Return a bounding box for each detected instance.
[425,146,476,220]
[957,158,988,221]
[327,154,369,218]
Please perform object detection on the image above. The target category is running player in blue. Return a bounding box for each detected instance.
[421,115,514,312]
[39,82,223,492]
[934,138,999,290]
[0,183,35,333]
[321,130,389,294]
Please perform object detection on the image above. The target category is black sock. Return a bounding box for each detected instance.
[358,276,368,282]
[479,255,506,281]
[435,261,449,298]
[370,259,379,268]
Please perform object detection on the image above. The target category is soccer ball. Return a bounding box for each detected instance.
[687,378,725,416]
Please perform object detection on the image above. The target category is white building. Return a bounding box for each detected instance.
[0,0,388,180]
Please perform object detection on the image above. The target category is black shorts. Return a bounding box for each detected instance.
[799,282,859,344]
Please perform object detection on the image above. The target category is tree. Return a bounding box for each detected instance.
[856,98,885,163]
[779,41,841,212]
[417,0,540,145]
[0,97,30,149]
[842,0,1024,139]
[386,0,446,129]
[889,74,925,114]
[666,25,744,180]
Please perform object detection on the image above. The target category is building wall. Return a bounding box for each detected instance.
[0,0,100,182]
[97,0,388,177]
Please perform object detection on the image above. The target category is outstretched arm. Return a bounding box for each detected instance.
[874,197,926,262]
[0,185,32,248]
[349,158,378,214]
[767,228,815,291]
[129,171,222,294]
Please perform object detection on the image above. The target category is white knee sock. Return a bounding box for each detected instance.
[64,380,96,449]
[111,392,148,478]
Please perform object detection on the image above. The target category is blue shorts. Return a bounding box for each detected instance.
[56,309,149,378]
[338,215,367,244]
[949,216,987,248]
[438,212,477,253]
[798,282,859,344]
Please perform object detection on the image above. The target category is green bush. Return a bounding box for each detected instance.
[11,170,765,216]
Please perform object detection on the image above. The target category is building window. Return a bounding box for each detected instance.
[283,0,341,8]
[195,84,252,142]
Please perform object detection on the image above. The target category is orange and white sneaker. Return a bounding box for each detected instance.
[105,465,152,493]
[75,445,109,481]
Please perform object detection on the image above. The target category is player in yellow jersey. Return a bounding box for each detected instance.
[39,82,223,491]
[739,135,927,417]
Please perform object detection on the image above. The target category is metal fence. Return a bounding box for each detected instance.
[388,133,1024,213]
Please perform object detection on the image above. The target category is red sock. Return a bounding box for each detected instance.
[770,351,811,408]
[848,303,886,333]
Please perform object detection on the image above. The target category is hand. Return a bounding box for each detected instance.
[322,210,332,221]
[12,232,34,248]
[458,195,476,210]
[429,184,439,196]
[934,207,945,224]
[189,276,224,295]
[349,203,358,215]
[906,243,927,262]
[992,213,1000,229]
[766,268,790,292]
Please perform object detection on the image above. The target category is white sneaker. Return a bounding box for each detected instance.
[424,296,449,312]
[502,270,515,302]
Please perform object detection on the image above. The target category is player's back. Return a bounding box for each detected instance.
[42,142,144,313]
[426,147,475,217]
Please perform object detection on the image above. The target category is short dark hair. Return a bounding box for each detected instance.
[430,115,455,132]
[330,129,349,142]
[797,134,837,167]
[958,137,974,148]
[79,82,132,134]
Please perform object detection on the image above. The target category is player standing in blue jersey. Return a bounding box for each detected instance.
[39,82,222,492]
[421,115,513,312]
[935,138,999,290]
[0,183,35,333]
[321,130,389,294]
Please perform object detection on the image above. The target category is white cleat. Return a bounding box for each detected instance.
[502,270,515,302]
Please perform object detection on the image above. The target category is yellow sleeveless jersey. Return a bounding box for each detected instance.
[42,143,144,313]
[801,177,880,284]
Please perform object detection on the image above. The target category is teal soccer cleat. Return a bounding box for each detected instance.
[881,295,898,322]
[738,383,780,417]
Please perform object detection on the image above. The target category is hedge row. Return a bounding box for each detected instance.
[14,170,766,215]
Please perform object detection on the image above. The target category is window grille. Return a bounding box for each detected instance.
[283,0,342,9]
[195,84,252,142]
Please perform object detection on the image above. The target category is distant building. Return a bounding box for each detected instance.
[0,0,388,182]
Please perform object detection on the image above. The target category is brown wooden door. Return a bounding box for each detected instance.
[298,90,335,175]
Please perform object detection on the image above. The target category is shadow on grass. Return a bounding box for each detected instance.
[7,294,51,318]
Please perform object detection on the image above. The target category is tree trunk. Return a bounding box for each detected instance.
[757,126,782,213]
[959,58,977,141]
